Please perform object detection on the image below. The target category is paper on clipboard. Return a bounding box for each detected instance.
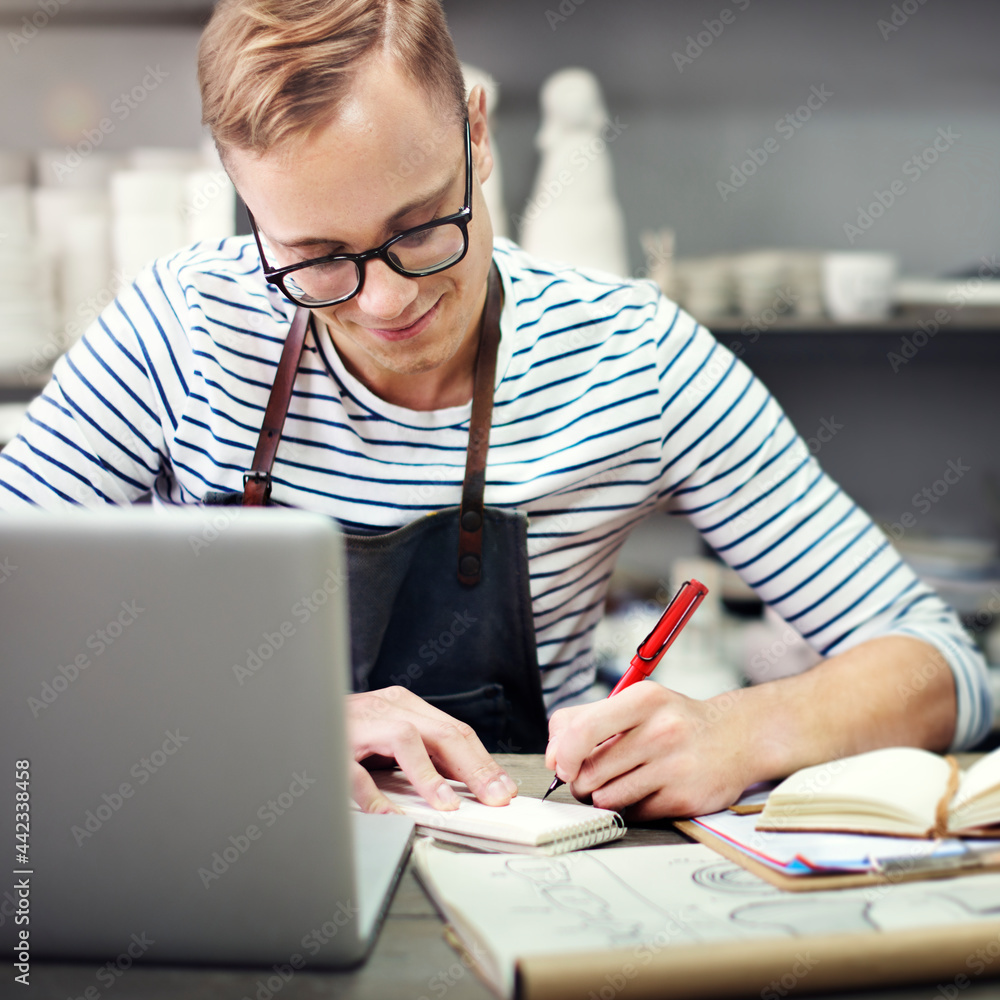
[689,808,987,874]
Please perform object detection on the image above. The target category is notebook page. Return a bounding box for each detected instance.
[951,746,1000,827]
[761,747,951,831]
[372,770,623,848]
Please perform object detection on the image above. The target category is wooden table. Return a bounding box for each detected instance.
[30,756,1000,999]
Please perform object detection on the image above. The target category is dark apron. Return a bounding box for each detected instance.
[204,265,548,753]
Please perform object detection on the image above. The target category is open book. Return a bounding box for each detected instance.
[371,770,625,855]
[757,745,1000,838]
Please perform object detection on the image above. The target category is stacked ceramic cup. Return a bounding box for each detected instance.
[675,256,734,318]
[732,250,789,319]
[34,149,121,353]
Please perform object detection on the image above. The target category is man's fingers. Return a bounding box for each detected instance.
[347,687,518,807]
[352,716,462,810]
[418,716,518,806]
[350,762,403,815]
[548,683,665,783]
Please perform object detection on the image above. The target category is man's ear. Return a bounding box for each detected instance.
[467,84,494,186]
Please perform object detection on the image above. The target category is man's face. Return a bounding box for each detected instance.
[228,57,495,406]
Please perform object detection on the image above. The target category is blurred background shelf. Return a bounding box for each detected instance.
[0,0,998,652]
[0,0,212,25]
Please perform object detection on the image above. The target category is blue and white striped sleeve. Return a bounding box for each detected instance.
[0,270,177,510]
[654,307,992,750]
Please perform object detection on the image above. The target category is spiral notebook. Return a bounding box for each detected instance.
[372,770,625,854]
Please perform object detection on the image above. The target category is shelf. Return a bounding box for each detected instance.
[0,0,212,25]
[703,310,1000,335]
[696,311,1000,365]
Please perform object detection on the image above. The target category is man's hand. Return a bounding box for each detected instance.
[545,682,754,821]
[348,686,519,814]
[545,636,959,822]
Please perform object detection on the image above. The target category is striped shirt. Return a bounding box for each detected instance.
[0,236,991,746]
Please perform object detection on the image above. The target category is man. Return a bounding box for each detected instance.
[1,0,991,819]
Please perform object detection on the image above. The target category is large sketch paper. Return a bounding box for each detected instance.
[414,840,1000,1000]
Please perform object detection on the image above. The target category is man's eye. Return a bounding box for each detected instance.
[398,228,435,248]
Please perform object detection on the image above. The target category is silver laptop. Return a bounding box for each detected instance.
[0,507,413,967]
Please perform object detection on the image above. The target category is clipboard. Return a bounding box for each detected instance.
[675,819,1000,892]
[517,920,1000,1000]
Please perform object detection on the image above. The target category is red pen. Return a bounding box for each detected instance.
[543,578,709,800]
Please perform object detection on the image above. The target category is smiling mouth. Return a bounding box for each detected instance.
[364,299,441,343]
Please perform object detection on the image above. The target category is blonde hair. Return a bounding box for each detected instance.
[199,0,467,159]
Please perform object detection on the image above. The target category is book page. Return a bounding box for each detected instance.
[759,747,950,834]
[372,770,624,849]
[413,839,1000,1000]
[951,745,1000,830]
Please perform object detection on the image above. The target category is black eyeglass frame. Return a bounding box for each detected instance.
[248,118,473,308]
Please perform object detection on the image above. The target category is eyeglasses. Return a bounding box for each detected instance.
[248,119,472,308]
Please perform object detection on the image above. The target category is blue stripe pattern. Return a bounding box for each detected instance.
[0,235,991,744]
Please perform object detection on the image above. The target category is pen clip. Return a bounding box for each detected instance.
[635,580,708,663]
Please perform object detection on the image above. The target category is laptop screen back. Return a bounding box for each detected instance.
[0,507,386,967]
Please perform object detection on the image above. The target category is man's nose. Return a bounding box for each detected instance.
[354,257,419,319]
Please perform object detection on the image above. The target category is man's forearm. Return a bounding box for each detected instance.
[728,635,958,783]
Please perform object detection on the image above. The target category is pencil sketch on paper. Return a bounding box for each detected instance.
[509,851,1000,943]
[502,856,647,946]
[690,861,783,895]
[731,886,1000,938]
[417,841,1000,968]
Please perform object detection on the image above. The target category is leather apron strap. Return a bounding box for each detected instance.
[242,306,312,507]
[457,264,502,586]
[243,265,504,587]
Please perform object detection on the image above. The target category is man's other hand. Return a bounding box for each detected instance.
[348,686,519,814]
